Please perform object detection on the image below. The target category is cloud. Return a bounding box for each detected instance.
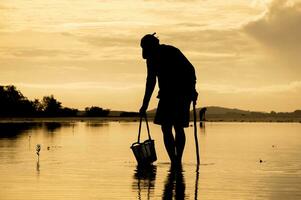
[68,33,141,60]
[3,81,143,91]
[0,4,12,29]
[79,35,138,48]
[0,47,89,59]
[0,30,91,59]
[244,0,301,55]
[0,5,12,10]
[164,29,255,56]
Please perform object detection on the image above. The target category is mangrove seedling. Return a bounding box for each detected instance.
[36,144,41,160]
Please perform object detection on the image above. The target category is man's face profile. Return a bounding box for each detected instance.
[142,45,151,59]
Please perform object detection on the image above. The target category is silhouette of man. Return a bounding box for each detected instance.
[139,33,198,165]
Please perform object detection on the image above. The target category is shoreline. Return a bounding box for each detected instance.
[0,117,300,123]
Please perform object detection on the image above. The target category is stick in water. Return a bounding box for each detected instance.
[193,101,200,165]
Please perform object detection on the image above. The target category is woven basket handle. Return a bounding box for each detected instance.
[137,115,152,143]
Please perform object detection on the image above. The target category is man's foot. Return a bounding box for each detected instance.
[171,159,183,171]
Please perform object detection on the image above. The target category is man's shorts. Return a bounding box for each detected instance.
[154,97,191,127]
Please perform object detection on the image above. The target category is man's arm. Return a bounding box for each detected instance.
[140,60,156,115]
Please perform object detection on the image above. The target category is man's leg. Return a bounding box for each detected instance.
[161,125,176,163]
[174,125,186,164]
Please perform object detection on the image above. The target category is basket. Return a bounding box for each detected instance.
[131,115,157,165]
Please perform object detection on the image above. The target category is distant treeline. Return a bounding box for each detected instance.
[119,111,140,117]
[195,107,301,122]
[0,85,110,117]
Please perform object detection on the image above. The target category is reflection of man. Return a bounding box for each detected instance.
[162,166,185,199]
[139,33,198,165]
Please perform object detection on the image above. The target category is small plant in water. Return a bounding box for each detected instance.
[36,144,41,160]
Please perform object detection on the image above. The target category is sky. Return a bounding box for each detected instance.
[0,0,301,112]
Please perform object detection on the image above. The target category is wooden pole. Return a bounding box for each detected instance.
[193,101,200,165]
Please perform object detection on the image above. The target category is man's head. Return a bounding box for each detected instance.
[140,33,160,59]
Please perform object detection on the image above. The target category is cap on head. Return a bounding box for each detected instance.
[140,32,159,48]
[141,33,159,59]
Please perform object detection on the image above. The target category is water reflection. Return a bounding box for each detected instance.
[85,121,109,127]
[0,120,132,139]
[0,122,41,138]
[0,122,76,138]
[199,122,206,135]
[0,122,300,199]
[162,165,186,200]
[44,122,62,133]
[132,165,157,200]
[36,160,40,175]
[194,166,200,200]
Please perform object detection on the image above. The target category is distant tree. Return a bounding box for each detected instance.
[0,85,79,117]
[0,85,36,116]
[42,95,62,116]
[85,106,110,117]
[270,111,277,115]
[33,99,43,113]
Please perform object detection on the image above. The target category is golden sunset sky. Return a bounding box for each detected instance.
[1,0,301,112]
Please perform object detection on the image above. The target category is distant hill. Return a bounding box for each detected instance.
[196,106,252,115]
[144,106,301,122]
[200,106,301,122]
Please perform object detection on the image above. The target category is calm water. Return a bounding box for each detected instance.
[0,121,301,200]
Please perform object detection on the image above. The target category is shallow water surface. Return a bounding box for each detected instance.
[0,121,301,199]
